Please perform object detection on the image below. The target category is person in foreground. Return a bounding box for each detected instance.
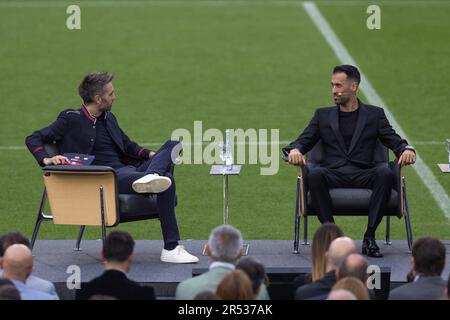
[25,72,198,264]
[75,231,155,300]
[389,237,446,300]
[176,224,243,300]
[284,65,416,257]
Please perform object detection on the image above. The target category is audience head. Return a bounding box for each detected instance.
[0,231,31,268]
[332,277,369,300]
[412,237,446,277]
[193,291,221,300]
[101,231,135,271]
[0,279,21,300]
[216,269,254,300]
[207,225,243,263]
[2,244,34,283]
[327,289,356,300]
[326,237,357,271]
[236,256,269,296]
[336,253,369,283]
[311,223,344,281]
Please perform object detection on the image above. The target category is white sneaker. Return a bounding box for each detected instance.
[132,174,172,193]
[160,245,199,264]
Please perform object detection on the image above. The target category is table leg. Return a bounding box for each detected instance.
[223,174,228,224]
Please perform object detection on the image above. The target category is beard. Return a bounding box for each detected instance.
[334,95,348,106]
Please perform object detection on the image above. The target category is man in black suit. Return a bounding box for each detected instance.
[285,65,416,257]
[75,231,155,300]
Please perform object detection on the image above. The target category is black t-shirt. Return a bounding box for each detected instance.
[339,108,359,151]
[91,116,124,169]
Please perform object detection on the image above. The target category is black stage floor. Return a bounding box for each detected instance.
[31,240,450,300]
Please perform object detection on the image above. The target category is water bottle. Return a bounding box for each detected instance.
[225,129,233,171]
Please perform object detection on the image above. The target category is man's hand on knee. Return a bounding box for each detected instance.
[288,149,306,166]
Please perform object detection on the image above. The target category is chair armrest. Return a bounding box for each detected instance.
[390,159,404,216]
[282,152,308,214]
[43,165,116,173]
[389,159,402,192]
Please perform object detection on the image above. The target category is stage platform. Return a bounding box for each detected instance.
[31,240,450,300]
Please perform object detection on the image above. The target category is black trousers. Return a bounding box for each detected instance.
[307,165,393,238]
[116,140,181,248]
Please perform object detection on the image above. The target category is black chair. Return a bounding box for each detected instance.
[30,143,175,251]
[283,140,413,254]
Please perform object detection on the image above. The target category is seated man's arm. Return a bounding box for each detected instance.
[282,110,320,165]
[25,111,70,166]
[377,108,415,166]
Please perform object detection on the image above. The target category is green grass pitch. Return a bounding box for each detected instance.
[0,0,449,242]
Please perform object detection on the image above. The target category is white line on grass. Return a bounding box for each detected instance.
[1,140,443,150]
[303,1,450,219]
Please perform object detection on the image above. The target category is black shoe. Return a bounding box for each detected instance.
[362,238,383,258]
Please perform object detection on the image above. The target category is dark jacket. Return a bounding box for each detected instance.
[25,105,150,166]
[75,269,156,300]
[294,271,336,300]
[389,276,446,300]
[283,101,411,169]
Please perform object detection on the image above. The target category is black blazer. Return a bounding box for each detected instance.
[294,271,336,300]
[25,105,151,166]
[283,101,410,169]
[75,270,156,300]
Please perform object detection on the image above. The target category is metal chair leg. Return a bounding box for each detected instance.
[100,186,107,247]
[302,215,310,245]
[31,189,48,250]
[384,216,392,245]
[293,175,301,254]
[402,177,413,251]
[74,226,85,251]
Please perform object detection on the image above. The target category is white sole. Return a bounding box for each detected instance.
[132,176,172,193]
[160,257,199,264]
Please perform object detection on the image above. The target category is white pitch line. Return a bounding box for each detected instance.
[1,140,443,150]
[303,1,450,218]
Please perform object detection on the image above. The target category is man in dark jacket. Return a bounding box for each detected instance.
[389,237,447,300]
[76,231,155,300]
[284,65,416,257]
[25,72,198,263]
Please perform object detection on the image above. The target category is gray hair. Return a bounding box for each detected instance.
[208,225,243,263]
[78,72,114,103]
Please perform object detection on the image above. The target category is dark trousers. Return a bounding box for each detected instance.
[307,165,393,239]
[116,140,182,248]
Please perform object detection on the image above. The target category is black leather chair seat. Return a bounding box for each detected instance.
[306,189,399,216]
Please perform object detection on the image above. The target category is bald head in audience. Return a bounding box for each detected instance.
[336,253,369,282]
[326,237,357,272]
[2,244,33,283]
[327,289,357,300]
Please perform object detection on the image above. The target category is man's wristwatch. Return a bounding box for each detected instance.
[404,145,415,153]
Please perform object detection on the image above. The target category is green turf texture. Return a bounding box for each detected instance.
[0,0,448,241]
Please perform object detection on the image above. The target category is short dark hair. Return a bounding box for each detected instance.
[78,72,114,104]
[333,65,361,84]
[0,231,30,257]
[236,256,268,294]
[412,237,446,277]
[102,231,135,263]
